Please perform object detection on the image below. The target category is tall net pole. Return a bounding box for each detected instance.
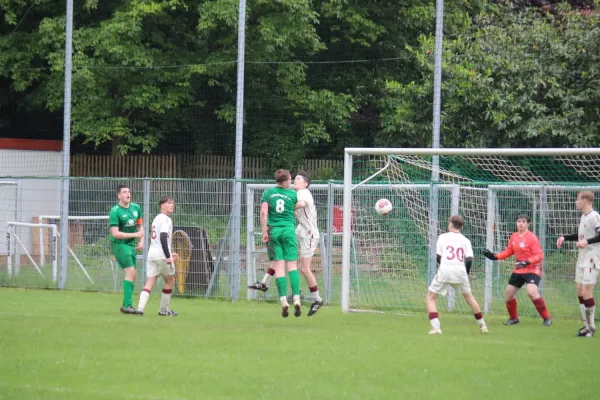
[428,0,445,284]
[59,0,74,290]
[230,0,247,301]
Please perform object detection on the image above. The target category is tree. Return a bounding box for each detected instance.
[381,3,600,148]
[0,0,487,160]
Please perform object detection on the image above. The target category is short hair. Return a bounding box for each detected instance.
[275,169,291,183]
[448,215,464,230]
[117,184,129,194]
[578,191,594,203]
[158,195,173,207]
[517,214,530,223]
[295,171,311,187]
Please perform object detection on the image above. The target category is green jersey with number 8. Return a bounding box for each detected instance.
[261,187,297,228]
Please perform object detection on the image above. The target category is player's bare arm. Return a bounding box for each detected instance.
[557,233,578,248]
[110,226,144,240]
[260,202,269,243]
[136,223,144,250]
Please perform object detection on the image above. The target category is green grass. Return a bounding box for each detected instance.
[0,288,598,400]
[0,259,591,319]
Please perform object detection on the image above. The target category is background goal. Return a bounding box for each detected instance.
[342,148,600,318]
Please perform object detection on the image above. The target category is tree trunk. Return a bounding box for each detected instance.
[111,136,123,156]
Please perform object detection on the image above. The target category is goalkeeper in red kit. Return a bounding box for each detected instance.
[483,215,552,326]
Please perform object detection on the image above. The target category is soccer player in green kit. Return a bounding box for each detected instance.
[109,184,144,314]
[260,169,302,317]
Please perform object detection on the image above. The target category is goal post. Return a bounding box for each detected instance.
[342,148,600,316]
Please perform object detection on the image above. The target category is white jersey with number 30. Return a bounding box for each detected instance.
[436,232,473,282]
[148,213,173,260]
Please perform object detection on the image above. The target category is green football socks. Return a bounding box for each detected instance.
[289,270,300,296]
[123,280,134,308]
[276,277,287,298]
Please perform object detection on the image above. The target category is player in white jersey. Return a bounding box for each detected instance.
[293,172,323,316]
[426,215,487,335]
[556,191,600,337]
[247,172,324,316]
[136,196,179,316]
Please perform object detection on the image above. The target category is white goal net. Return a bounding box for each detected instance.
[341,148,600,318]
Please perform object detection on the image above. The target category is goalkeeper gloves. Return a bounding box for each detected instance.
[515,260,530,269]
[483,249,497,261]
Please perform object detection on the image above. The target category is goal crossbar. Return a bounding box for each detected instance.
[39,215,109,220]
[345,148,600,156]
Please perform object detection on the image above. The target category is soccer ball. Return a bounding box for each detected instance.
[375,198,393,215]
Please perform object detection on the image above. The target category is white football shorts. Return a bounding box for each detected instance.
[575,266,599,285]
[147,258,175,278]
[297,234,319,258]
[428,270,471,296]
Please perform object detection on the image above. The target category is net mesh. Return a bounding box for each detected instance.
[348,154,600,317]
[0,149,63,178]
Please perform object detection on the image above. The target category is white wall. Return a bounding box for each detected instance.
[1,179,62,255]
[0,149,63,254]
[0,149,63,177]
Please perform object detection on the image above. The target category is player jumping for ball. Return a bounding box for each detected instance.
[426,215,488,335]
[255,169,302,317]
[248,172,324,316]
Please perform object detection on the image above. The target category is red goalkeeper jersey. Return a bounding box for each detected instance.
[496,231,544,276]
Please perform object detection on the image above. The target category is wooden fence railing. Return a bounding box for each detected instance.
[70,154,343,179]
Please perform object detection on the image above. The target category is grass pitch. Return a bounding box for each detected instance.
[0,288,598,400]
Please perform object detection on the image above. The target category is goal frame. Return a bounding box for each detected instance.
[6,221,58,281]
[342,147,600,313]
[35,215,106,285]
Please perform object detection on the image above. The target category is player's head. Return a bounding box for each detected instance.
[159,196,175,215]
[576,191,594,212]
[117,184,131,204]
[447,215,463,231]
[294,172,311,190]
[516,214,530,232]
[275,169,292,188]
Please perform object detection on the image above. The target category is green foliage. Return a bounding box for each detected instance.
[2,1,599,158]
[382,4,600,148]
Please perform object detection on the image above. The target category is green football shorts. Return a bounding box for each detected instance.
[267,226,298,261]
[112,243,137,269]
